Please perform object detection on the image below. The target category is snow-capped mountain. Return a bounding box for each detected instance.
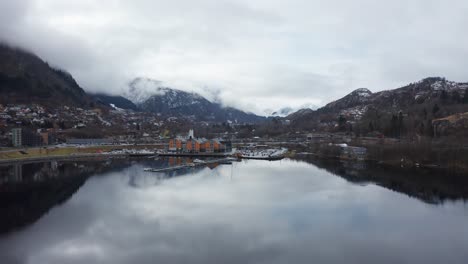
[124,77,266,123]
[267,104,318,117]
[124,77,166,104]
[285,108,314,120]
[270,107,294,117]
[324,88,372,110]
[287,77,468,129]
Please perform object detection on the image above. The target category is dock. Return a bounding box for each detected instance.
[143,157,237,173]
[237,148,288,161]
[158,152,229,158]
[239,155,285,161]
[128,153,156,157]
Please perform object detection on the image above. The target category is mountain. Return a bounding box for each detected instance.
[0,43,93,107]
[0,45,263,123]
[91,93,139,111]
[125,77,265,123]
[286,108,314,120]
[270,107,294,117]
[322,88,372,110]
[267,103,318,117]
[288,77,468,137]
[124,78,163,104]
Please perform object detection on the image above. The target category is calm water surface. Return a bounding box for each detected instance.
[0,157,467,264]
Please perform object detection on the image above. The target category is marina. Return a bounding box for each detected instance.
[158,152,229,158]
[237,147,288,160]
[143,157,238,172]
[158,148,288,161]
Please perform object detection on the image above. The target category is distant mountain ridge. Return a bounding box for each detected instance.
[288,77,468,136]
[124,77,266,123]
[269,107,294,117]
[4,43,466,133]
[124,78,165,104]
[0,44,265,123]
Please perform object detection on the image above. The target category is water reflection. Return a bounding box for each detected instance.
[0,158,131,234]
[294,155,468,204]
[0,158,467,264]
[127,157,224,188]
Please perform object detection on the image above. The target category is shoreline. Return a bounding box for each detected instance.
[292,152,468,174]
[0,144,164,164]
[0,153,129,165]
[1,145,466,174]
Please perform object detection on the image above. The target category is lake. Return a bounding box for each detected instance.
[0,157,467,264]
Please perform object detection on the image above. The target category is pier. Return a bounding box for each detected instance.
[143,157,237,173]
[158,152,229,158]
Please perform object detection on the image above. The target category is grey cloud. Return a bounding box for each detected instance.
[1,0,468,114]
[0,0,30,40]
[0,0,30,25]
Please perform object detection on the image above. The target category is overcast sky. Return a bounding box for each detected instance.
[1,0,468,114]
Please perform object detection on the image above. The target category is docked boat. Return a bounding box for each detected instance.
[237,148,288,160]
[128,149,156,157]
[193,159,206,164]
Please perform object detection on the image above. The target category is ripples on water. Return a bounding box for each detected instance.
[0,157,467,264]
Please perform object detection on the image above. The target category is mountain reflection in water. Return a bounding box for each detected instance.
[295,155,468,204]
[0,158,132,234]
[0,157,467,264]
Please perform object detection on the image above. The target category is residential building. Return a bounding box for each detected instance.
[11,128,43,147]
[11,128,22,147]
[167,129,231,153]
[40,132,57,145]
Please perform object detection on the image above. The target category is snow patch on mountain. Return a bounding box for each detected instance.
[270,107,294,117]
[354,88,372,97]
[340,105,369,120]
[266,103,318,117]
[123,77,208,107]
[123,77,167,104]
[124,77,265,122]
[109,103,125,112]
[431,80,461,91]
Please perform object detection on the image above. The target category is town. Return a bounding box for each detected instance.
[168,129,232,153]
[0,103,200,147]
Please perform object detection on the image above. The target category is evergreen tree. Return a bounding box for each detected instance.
[463,91,468,104]
[418,122,425,135]
[432,104,440,115]
[451,91,461,103]
[440,90,448,102]
[390,114,398,137]
[426,119,434,137]
[398,111,404,138]
[338,115,347,131]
